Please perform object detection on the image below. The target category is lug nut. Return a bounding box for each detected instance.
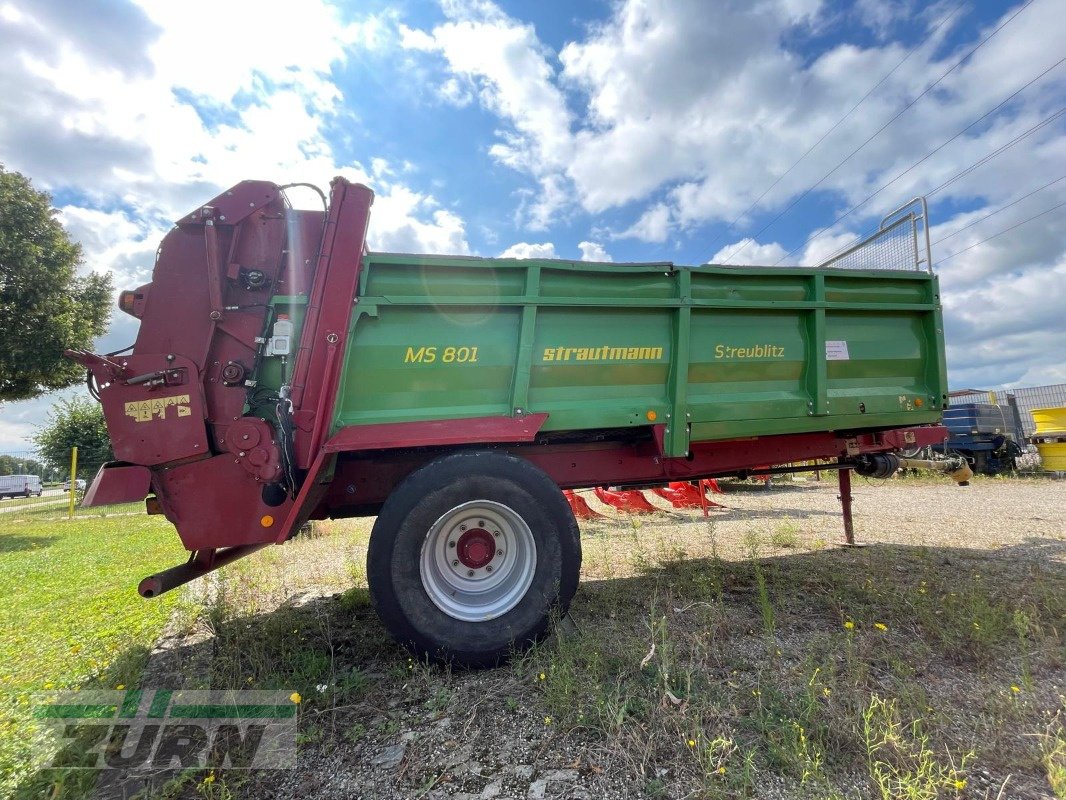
[485,565,493,573]
[497,549,504,556]
[460,525,467,531]
[452,560,459,567]
[449,541,455,548]
[467,570,475,577]
[493,530,500,537]
[478,520,485,526]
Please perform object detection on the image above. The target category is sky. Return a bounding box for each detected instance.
[1,0,1065,451]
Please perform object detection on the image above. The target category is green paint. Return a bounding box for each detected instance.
[264,256,945,458]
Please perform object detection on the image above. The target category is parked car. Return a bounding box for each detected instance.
[61,479,87,492]
[0,475,44,498]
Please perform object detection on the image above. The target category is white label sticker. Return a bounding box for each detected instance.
[825,340,850,360]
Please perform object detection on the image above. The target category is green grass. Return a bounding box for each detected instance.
[0,505,187,797]
[0,493,69,509]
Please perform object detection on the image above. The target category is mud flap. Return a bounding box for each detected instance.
[83,463,152,507]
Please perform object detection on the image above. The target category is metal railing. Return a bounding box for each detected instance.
[817,197,933,273]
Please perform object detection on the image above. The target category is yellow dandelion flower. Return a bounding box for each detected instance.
[202,774,215,785]
[116,684,125,690]
[823,687,831,697]
[843,620,855,630]
[544,716,552,725]
[290,692,302,705]
[538,672,546,681]
[1010,685,1020,693]
[954,778,966,790]
[687,739,696,748]
[717,766,727,774]
[874,623,887,631]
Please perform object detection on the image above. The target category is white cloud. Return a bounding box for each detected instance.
[578,241,612,262]
[0,0,472,266]
[403,0,1063,250]
[499,242,556,259]
[369,183,471,254]
[399,0,573,227]
[710,239,790,266]
[943,259,1066,386]
[619,203,672,243]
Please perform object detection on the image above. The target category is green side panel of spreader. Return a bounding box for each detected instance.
[325,254,948,456]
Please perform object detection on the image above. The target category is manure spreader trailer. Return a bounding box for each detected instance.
[68,179,964,666]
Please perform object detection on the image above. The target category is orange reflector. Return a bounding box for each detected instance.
[260,515,274,527]
[914,398,923,407]
[646,410,657,421]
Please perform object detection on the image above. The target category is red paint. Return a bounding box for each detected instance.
[838,466,855,545]
[594,487,660,514]
[225,417,282,483]
[457,529,496,569]
[72,353,207,467]
[652,481,725,511]
[83,463,152,507]
[154,454,294,551]
[289,180,375,468]
[323,413,549,453]
[319,423,948,514]
[563,490,605,520]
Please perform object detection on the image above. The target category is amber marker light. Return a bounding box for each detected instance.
[646,410,658,421]
[914,398,924,407]
[260,515,275,527]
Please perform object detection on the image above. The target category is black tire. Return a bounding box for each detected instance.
[367,451,581,668]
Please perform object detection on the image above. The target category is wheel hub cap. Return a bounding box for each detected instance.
[457,528,495,568]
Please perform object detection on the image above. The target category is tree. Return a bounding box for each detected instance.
[0,165,113,401]
[32,396,113,478]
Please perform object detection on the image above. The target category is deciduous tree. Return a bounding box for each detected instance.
[0,165,112,401]
[32,396,112,477]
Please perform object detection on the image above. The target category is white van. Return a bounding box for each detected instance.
[0,474,43,498]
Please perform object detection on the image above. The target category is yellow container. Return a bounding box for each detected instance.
[1032,406,1066,435]
[1032,406,1066,470]
[1036,441,1066,471]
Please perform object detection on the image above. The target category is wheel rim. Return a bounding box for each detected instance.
[419,500,537,622]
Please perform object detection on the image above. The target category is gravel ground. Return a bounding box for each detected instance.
[96,475,1066,800]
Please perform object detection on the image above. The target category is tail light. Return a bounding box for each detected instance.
[118,284,149,318]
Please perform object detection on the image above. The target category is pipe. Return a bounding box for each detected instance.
[897,456,973,485]
[853,452,972,485]
[138,543,271,598]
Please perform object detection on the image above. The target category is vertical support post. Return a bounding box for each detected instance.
[665,269,692,457]
[67,446,78,520]
[804,274,828,417]
[510,266,540,415]
[837,464,854,545]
